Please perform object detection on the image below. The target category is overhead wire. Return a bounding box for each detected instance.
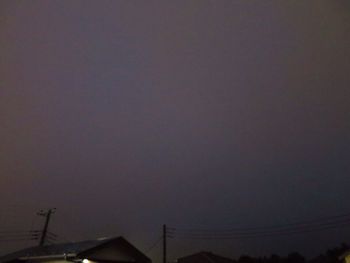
[169,218,350,236]
[170,212,350,233]
[145,236,163,254]
[0,231,40,239]
[0,238,38,242]
[167,212,350,239]
[0,230,40,234]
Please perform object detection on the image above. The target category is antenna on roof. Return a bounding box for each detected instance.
[37,208,56,246]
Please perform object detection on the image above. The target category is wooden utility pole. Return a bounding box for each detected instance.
[37,208,56,246]
[163,224,167,263]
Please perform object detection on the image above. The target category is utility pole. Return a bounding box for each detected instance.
[163,224,167,263]
[37,208,56,246]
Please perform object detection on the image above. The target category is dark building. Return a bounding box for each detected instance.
[0,236,151,263]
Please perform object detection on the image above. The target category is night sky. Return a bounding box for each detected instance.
[1,0,350,262]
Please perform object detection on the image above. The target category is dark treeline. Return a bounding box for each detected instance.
[237,243,349,263]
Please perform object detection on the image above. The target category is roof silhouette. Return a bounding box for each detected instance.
[0,236,150,263]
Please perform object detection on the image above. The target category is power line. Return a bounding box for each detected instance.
[169,218,350,236]
[0,230,40,234]
[47,231,57,237]
[168,212,350,240]
[145,236,163,254]
[0,207,57,244]
[170,212,350,233]
[0,233,39,242]
[0,231,40,241]
[0,236,37,239]
[170,224,350,240]
[0,238,38,242]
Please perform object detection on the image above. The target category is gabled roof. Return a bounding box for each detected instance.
[0,236,151,263]
[178,251,236,263]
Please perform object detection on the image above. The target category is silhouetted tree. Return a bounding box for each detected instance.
[239,255,256,263]
[270,254,282,263]
[286,252,305,263]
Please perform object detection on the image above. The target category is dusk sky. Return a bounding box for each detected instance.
[1,0,350,262]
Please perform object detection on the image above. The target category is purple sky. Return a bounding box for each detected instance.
[1,0,350,261]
